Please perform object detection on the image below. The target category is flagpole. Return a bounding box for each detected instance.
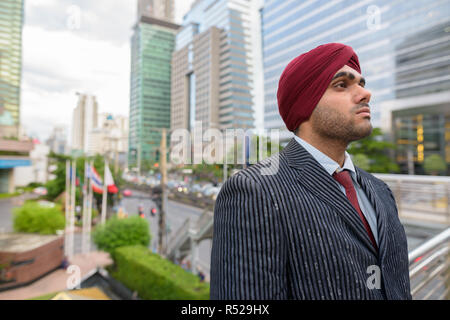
[101,158,108,225]
[87,160,93,253]
[64,160,70,257]
[82,161,88,255]
[69,160,76,259]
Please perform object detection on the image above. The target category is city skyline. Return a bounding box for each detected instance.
[19,0,197,142]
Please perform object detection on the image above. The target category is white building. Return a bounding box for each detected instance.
[71,93,98,153]
[14,140,50,186]
[46,125,68,155]
[86,114,129,168]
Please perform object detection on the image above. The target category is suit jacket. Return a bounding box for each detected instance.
[210,138,411,300]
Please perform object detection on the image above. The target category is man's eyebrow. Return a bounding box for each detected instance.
[331,71,366,85]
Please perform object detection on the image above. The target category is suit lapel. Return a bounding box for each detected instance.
[283,138,378,256]
[355,168,389,259]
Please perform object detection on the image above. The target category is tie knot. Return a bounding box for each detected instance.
[333,170,353,189]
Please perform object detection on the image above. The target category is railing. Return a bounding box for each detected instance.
[374,174,450,224]
[408,227,450,300]
[167,217,191,255]
[193,210,214,236]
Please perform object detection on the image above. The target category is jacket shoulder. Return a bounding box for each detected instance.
[230,151,287,183]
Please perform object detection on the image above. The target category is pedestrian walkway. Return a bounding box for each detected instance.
[0,251,112,300]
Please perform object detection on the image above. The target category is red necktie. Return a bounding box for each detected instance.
[333,170,378,251]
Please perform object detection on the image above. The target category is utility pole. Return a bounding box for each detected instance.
[158,128,168,255]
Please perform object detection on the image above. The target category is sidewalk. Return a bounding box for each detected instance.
[0,251,112,300]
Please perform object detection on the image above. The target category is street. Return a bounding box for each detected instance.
[0,191,447,276]
[120,190,212,272]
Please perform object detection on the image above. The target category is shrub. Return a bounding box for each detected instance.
[111,245,210,300]
[424,154,447,175]
[92,216,150,257]
[13,201,65,235]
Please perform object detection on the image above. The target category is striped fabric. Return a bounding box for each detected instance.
[210,138,411,300]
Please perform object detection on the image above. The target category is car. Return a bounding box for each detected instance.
[33,187,47,196]
[123,189,132,197]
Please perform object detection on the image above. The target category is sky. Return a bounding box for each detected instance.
[21,0,196,141]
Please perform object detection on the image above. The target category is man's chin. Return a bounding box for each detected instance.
[358,123,373,139]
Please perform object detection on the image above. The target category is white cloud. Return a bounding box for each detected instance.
[175,0,196,24]
[21,24,130,141]
[20,0,211,141]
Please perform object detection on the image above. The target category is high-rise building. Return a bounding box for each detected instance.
[0,0,31,193]
[71,93,98,153]
[138,0,174,22]
[46,125,68,155]
[261,0,450,153]
[171,0,255,134]
[87,113,129,168]
[0,0,24,139]
[129,11,179,168]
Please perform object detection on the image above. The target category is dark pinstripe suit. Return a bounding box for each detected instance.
[210,138,412,300]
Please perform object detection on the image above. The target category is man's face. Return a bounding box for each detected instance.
[309,65,373,143]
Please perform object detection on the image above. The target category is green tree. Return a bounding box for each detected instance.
[352,154,370,171]
[347,128,400,173]
[423,154,447,175]
[45,152,125,211]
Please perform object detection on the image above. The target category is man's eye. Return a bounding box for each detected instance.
[335,82,346,88]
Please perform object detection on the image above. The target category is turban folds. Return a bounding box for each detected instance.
[277,43,361,132]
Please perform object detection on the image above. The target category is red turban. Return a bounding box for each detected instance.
[277,43,361,132]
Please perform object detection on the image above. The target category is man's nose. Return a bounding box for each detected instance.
[356,85,371,104]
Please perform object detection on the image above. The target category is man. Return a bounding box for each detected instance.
[210,43,411,300]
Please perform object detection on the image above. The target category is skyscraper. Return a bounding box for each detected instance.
[0,0,24,139]
[171,0,255,134]
[129,6,179,168]
[138,0,175,22]
[261,0,450,153]
[71,93,98,154]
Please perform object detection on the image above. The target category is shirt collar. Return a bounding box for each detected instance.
[294,136,357,179]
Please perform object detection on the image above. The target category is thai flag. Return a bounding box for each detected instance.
[88,164,103,194]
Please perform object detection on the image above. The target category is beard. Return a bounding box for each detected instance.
[311,104,373,144]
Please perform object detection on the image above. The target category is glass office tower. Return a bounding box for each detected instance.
[262,0,450,172]
[171,0,255,133]
[129,15,179,167]
[0,0,23,138]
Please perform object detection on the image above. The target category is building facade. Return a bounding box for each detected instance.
[138,0,174,22]
[128,15,179,168]
[71,93,98,153]
[0,0,31,193]
[171,0,255,135]
[0,0,23,139]
[261,0,450,156]
[46,125,68,155]
[14,140,50,187]
[87,113,129,168]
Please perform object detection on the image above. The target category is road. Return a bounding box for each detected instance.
[120,190,212,272]
[0,191,446,276]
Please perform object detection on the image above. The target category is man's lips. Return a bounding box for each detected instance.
[356,107,371,117]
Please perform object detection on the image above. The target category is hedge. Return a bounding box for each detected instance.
[13,201,65,235]
[92,216,150,257]
[111,245,210,300]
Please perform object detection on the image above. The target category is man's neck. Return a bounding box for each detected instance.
[297,133,348,167]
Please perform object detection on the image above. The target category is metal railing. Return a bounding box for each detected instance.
[167,217,191,255]
[374,174,450,224]
[193,210,214,236]
[408,227,450,300]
